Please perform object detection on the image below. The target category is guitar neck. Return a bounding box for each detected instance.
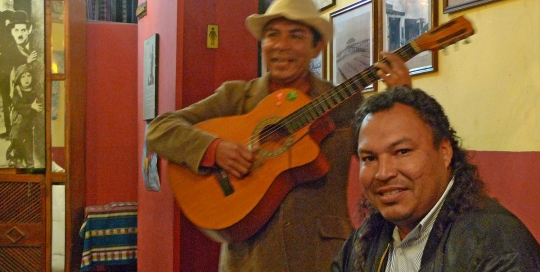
[278,15,474,134]
[279,42,420,133]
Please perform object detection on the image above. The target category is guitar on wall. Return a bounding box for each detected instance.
[167,16,475,243]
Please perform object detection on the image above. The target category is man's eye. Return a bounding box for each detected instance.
[361,155,375,162]
[264,32,278,38]
[397,149,410,155]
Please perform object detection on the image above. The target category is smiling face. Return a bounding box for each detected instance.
[261,18,324,85]
[357,103,453,237]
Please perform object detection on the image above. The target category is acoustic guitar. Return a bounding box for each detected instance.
[167,16,475,243]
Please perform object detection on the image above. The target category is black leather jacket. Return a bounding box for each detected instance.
[331,197,540,271]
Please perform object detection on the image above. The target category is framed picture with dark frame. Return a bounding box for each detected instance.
[330,0,377,91]
[443,0,501,14]
[379,0,438,75]
[315,0,336,11]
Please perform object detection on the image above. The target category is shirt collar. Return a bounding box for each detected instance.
[394,177,455,243]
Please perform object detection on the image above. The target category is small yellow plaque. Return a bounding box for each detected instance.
[207,24,218,49]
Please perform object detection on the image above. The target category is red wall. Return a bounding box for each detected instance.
[347,151,540,242]
[136,0,258,271]
[469,151,540,242]
[86,22,138,206]
[178,1,259,271]
[137,1,181,271]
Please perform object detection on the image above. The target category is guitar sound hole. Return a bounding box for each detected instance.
[256,124,293,157]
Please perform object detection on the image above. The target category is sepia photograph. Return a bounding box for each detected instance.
[0,0,45,169]
[331,0,374,88]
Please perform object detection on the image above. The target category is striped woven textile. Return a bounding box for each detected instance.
[79,202,138,271]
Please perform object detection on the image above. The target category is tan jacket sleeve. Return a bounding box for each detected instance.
[145,77,268,173]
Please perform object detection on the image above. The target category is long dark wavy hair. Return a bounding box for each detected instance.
[351,86,487,270]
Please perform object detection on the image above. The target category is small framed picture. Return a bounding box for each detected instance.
[309,49,326,79]
[443,0,501,14]
[143,34,159,121]
[315,0,336,11]
[330,0,376,91]
[379,0,438,75]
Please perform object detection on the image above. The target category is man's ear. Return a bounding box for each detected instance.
[439,138,453,169]
[28,25,33,34]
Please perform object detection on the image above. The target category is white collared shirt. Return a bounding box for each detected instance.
[385,178,455,272]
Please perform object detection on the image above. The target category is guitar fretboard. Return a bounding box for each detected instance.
[279,42,420,134]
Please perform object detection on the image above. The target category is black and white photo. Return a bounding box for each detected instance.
[0,0,45,169]
[382,0,437,75]
[331,0,374,88]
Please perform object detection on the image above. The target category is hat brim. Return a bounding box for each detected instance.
[246,13,333,43]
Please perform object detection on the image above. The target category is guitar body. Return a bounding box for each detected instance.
[168,89,332,243]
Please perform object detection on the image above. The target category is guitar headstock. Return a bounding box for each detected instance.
[414,16,475,52]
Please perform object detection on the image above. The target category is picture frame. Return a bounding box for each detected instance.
[1,0,46,169]
[309,49,326,80]
[315,0,336,11]
[379,0,438,75]
[330,0,377,91]
[143,33,159,121]
[443,0,501,14]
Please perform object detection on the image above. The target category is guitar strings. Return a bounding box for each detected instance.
[241,44,417,151]
[241,18,471,152]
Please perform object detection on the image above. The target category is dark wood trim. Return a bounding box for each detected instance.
[64,0,87,270]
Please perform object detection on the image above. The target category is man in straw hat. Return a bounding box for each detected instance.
[146,0,411,270]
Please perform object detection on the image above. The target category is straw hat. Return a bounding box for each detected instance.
[246,0,333,42]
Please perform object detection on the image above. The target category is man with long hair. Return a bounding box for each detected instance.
[332,86,540,271]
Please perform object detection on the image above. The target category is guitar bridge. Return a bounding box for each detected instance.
[215,169,234,196]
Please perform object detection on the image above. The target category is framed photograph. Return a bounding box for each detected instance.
[315,0,336,11]
[380,0,438,75]
[330,0,376,91]
[0,0,46,169]
[143,33,159,121]
[309,49,326,79]
[443,0,501,13]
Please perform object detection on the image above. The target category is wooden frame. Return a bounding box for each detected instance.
[379,0,438,75]
[330,0,377,91]
[315,0,336,11]
[443,0,501,14]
